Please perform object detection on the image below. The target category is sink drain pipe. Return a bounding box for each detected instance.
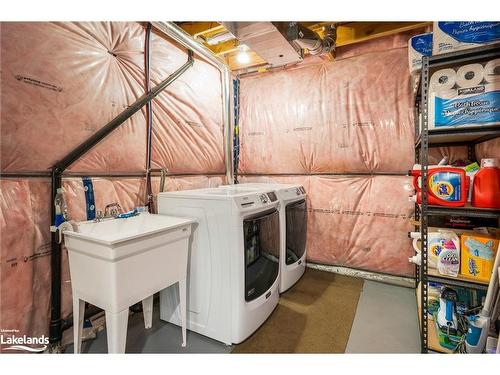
[48,47,194,348]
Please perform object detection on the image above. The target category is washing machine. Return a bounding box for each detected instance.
[219,183,307,293]
[157,187,280,345]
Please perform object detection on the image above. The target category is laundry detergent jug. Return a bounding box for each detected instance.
[472,159,500,209]
[437,237,460,277]
[409,230,460,273]
[410,165,470,207]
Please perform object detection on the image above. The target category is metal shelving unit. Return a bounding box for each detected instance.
[415,43,500,354]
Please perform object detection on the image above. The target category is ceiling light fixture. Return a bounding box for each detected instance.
[236,45,250,64]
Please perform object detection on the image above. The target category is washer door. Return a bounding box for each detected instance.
[285,199,307,265]
[243,209,280,302]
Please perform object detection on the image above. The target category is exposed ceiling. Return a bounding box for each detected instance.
[177,21,430,74]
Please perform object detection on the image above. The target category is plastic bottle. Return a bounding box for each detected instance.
[437,236,460,277]
[54,187,68,227]
[465,162,480,202]
[472,159,500,209]
[410,164,470,207]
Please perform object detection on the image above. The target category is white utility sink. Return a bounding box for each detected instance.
[63,212,195,353]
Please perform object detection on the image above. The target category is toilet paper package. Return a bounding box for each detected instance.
[433,22,500,55]
[429,59,500,129]
[409,32,433,73]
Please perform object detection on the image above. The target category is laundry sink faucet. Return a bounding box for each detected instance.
[104,203,123,218]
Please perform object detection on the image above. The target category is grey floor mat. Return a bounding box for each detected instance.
[345,280,420,353]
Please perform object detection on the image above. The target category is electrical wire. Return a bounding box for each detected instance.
[454,314,470,353]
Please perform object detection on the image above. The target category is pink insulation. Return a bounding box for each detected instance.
[238,49,414,174]
[150,33,225,174]
[63,177,147,222]
[306,176,414,276]
[428,146,469,165]
[238,33,419,276]
[150,175,226,212]
[240,175,415,276]
[1,22,148,173]
[1,179,51,338]
[151,175,226,195]
[476,138,500,161]
[1,22,226,346]
[427,138,500,167]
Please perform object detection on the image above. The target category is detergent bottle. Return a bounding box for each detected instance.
[472,159,500,209]
[410,164,470,207]
[409,230,460,273]
[437,234,460,277]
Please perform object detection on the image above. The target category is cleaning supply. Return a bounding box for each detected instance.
[472,159,500,209]
[409,230,460,270]
[437,234,460,277]
[410,164,469,207]
[435,287,462,350]
[460,233,499,282]
[465,243,500,353]
[428,282,488,319]
[464,162,480,202]
[54,187,68,227]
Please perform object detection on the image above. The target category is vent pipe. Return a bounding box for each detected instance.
[274,22,336,57]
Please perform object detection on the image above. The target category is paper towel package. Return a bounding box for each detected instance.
[433,22,500,55]
[409,32,433,73]
[429,59,500,129]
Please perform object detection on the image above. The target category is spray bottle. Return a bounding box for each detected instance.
[437,287,459,337]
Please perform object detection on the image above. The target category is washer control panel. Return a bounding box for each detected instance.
[266,191,278,202]
[235,192,279,210]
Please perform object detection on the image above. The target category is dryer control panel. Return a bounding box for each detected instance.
[235,192,279,211]
[278,185,306,200]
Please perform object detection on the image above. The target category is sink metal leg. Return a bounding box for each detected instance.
[105,309,129,354]
[179,279,187,347]
[72,298,85,354]
[142,295,154,329]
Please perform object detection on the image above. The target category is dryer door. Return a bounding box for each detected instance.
[285,199,307,265]
[243,209,280,302]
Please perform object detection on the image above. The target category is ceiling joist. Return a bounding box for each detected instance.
[334,21,430,47]
[177,21,431,72]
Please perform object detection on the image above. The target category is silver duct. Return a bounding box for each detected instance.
[294,25,336,56]
[151,22,234,184]
[274,22,336,57]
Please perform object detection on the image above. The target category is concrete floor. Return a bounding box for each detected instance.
[65,306,232,354]
[65,278,420,354]
[345,280,421,353]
